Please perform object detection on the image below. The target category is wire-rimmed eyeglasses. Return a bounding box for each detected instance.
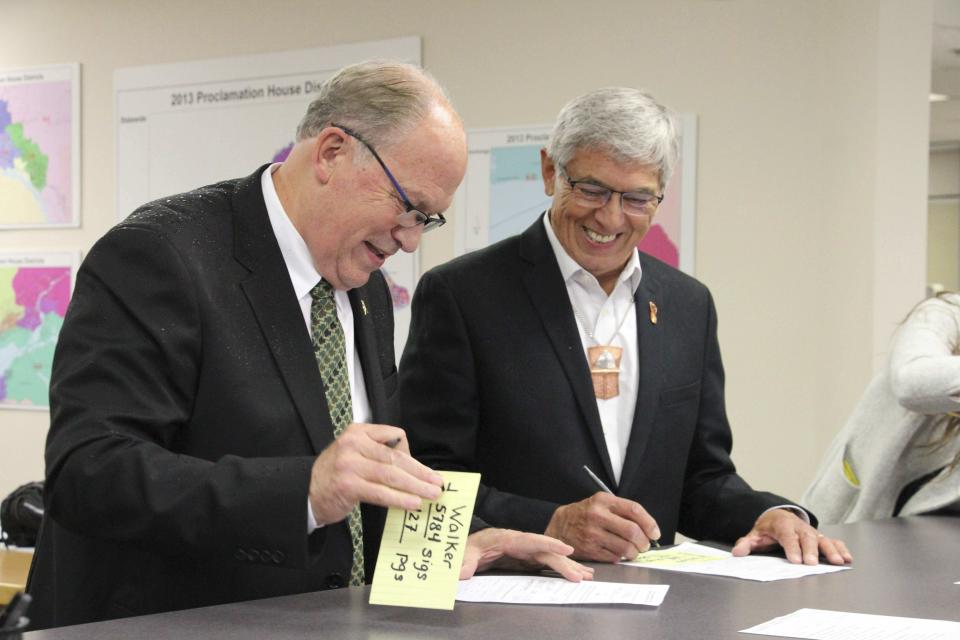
[333,123,447,232]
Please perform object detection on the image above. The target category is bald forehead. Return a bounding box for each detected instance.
[392,107,466,213]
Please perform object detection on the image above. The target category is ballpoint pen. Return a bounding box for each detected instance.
[0,592,31,631]
[582,464,660,549]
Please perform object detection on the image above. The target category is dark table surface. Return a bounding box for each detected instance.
[22,516,960,639]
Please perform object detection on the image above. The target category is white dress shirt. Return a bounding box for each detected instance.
[261,165,372,530]
[543,214,640,484]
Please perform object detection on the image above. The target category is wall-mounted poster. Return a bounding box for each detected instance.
[0,252,79,410]
[0,63,81,229]
[115,37,420,357]
[453,116,697,274]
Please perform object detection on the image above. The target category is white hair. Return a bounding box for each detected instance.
[547,87,679,189]
[295,60,449,152]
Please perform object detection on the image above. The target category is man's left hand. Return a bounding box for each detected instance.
[459,528,595,582]
[731,508,853,565]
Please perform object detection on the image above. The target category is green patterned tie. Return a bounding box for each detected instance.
[310,280,365,587]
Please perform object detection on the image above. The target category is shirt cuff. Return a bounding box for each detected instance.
[308,498,324,533]
[761,504,811,524]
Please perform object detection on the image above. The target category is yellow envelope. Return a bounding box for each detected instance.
[369,471,480,609]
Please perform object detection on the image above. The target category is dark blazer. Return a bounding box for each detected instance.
[401,215,805,545]
[27,166,397,629]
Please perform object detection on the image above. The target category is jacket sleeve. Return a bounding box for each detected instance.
[45,224,315,568]
[888,296,960,414]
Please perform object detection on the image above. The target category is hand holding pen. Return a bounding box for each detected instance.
[542,465,662,563]
[582,465,660,550]
[308,424,444,525]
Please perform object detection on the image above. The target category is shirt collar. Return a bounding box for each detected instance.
[542,211,643,295]
[261,164,325,299]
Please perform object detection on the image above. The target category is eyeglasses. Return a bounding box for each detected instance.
[561,167,663,217]
[332,123,446,232]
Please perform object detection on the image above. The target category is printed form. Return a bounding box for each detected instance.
[741,608,960,639]
[623,541,849,582]
[457,575,668,606]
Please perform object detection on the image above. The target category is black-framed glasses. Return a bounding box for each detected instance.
[332,123,446,232]
[561,166,663,217]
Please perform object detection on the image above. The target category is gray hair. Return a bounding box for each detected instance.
[295,60,448,152]
[547,87,680,189]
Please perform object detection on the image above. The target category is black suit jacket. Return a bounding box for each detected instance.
[401,216,805,545]
[27,166,397,629]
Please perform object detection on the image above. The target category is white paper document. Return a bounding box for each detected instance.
[456,576,669,606]
[740,608,960,639]
[623,542,850,582]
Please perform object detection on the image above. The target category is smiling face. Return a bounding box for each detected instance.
[541,147,660,294]
[290,103,466,291]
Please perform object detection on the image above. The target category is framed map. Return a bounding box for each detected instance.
[0,63,81,229]
[0,251,79,410]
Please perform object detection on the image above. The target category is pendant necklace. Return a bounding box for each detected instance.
[571,301,634,400]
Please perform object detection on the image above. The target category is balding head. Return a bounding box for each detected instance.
[296,60,457,153]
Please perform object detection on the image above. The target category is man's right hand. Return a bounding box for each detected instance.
[308,423,443,525]
[543,492,661,562]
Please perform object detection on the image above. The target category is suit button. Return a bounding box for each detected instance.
[235,548,250,562]
[325,573,346,589]
[271,551,285,565]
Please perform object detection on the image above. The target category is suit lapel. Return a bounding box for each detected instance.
[349,285,389,423]
[617,259,664,493]
[519,218,616,484]
[233,166,336,455]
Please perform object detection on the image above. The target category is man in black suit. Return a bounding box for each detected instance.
[401,88,852,566]
[27,61,589,630]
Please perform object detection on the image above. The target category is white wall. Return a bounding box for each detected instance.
[0,0,933,507]
[929,149,960,291]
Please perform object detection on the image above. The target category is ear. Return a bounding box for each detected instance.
[311,127,351,184]
[540,148,557,197]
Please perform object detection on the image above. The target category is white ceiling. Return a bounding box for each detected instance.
[931,0,960,144]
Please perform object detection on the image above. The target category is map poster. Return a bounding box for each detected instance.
[453,125,553,256]
[0,63,81,229]
[0,251,79,411]
[453,116,698,275]
[115,37,420,357]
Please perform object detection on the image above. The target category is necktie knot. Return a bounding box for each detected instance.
[310,279,336,303]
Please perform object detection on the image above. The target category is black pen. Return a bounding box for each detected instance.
[582,464,660,549]
[0,592,31,631]
[384,437,401,448]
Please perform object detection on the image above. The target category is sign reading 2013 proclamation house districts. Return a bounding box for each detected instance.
[0,252,78,410]
[0,64,80,228]
[453,117,697,275]
[115,37,421,357]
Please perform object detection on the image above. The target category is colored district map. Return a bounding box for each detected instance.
[0,79,73,226]
[489,145,552,245]
[0,267,70,407]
